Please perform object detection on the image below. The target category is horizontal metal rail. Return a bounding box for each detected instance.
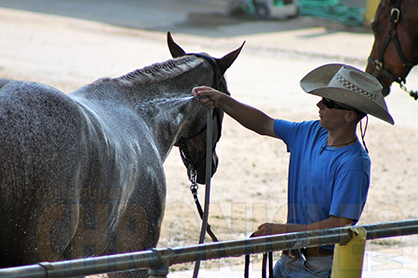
[1,219,418,278]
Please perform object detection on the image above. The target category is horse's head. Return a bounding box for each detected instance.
[168,32,244,184]
[366,0,418,96]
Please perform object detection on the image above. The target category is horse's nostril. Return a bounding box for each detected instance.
[382,86,391,97]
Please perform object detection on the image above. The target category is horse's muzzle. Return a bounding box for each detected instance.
[195,152,218,184]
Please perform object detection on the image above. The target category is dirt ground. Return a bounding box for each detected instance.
[1,2,418,276]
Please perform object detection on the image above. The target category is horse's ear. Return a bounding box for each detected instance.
[216,41,246,76]
[167,32,186,58]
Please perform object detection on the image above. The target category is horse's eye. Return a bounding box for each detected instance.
[370,21,378,34]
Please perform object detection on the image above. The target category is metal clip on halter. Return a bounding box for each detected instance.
[399,82,418,100]
[189,170,199,203]
[189,169,219,243]
[410,91,418,100]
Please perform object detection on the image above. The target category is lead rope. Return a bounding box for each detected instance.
[192,53,220,278]
[244,233,273,278]
[192,107,214,278]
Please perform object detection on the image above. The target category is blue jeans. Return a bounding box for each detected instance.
[273,254,333,278]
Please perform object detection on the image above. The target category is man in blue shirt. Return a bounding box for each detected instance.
[192,64,393,277]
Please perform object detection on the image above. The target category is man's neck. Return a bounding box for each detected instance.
[327,126,358,147]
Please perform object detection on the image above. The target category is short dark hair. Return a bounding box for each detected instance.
[354,110,367,123]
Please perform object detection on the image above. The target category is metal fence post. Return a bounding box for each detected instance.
[148,265,169,278]
[331,227,367,278]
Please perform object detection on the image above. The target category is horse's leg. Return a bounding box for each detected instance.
[107,176,166,278]
[106,215,163,278]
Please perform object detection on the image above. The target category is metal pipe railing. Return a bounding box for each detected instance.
[1,219,418,278]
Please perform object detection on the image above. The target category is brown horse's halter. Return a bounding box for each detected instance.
[368,0,418,100]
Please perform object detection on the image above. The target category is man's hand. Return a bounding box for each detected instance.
[253,223,287,236]
[252,216,353,237]
[191,86,223,109]
[192,85,278,138]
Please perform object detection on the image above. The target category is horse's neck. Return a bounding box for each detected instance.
[72,56,212,161]
[137,92,203,161]
[122,57,214,160]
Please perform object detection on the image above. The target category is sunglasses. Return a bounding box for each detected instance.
[321,98,351,110]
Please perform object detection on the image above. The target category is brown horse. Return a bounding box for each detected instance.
[366,0,418,98]
[0,32,243,277]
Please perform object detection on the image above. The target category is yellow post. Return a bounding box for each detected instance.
[331,227,367,278]
[364,0,381,25]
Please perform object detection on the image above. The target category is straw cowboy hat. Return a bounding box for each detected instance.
[300,64,394,125]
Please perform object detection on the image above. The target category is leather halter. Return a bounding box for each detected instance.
[175,54,223,179]
[368,0,415,86]
[175,108,222,175]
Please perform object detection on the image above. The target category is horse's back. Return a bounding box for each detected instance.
[0,79,88,267]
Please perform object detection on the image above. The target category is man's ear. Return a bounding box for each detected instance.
[346,110,358,123]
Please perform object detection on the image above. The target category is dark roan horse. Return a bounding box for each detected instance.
[0,32,243,277]
[366,0,418,98]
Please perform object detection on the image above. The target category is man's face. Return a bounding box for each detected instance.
[316,98,350,131]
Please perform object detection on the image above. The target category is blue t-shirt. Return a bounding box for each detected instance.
[273,120,370,226]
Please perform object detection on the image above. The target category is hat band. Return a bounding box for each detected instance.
[331,72,378,101]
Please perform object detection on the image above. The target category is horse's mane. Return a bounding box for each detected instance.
[116,56,200,85]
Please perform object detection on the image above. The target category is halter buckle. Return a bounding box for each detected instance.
[375,60,383,71]
[390,8,400,23]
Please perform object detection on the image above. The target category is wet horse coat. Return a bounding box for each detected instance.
[0,34,243,276]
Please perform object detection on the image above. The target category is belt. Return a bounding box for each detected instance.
[282,247,333,259]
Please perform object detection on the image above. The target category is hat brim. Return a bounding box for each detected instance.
[307,88,394,125]
[300,64,394,125]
